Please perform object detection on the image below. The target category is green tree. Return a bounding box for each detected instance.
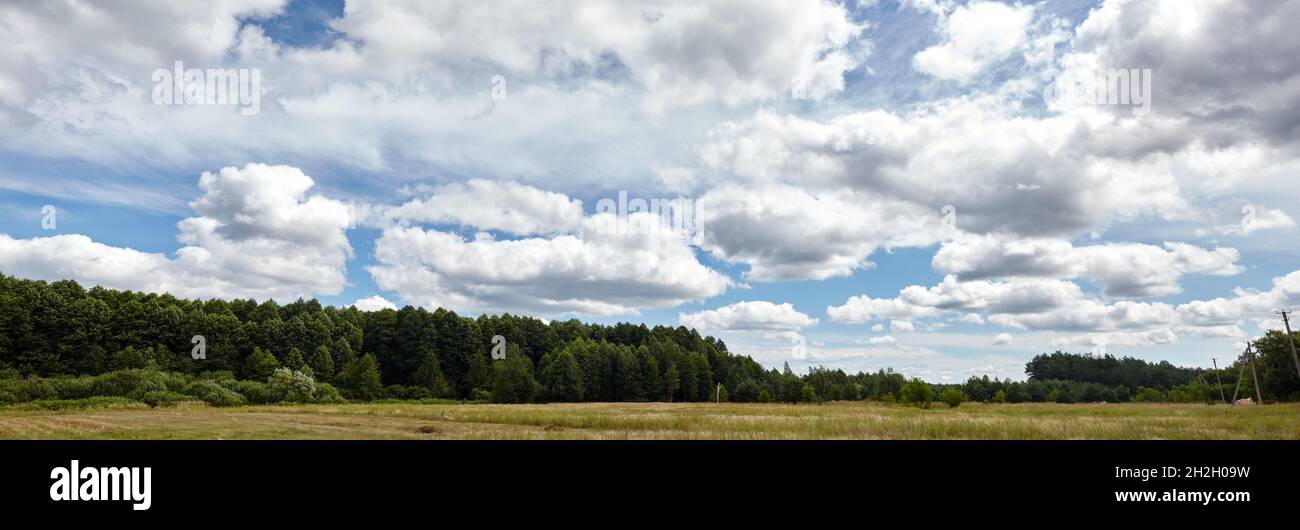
[800,383,818,403]
[109,346,152,371]
[539,348,584,402]
[665,362,680,402]
[779,373,805,403]
[283,347,306,371]
[491,344,537,403]
[340,354,383,400]
[900,378,933,408]
[308,345,335,381]
[413,349,452,398]
[242,347,280,381]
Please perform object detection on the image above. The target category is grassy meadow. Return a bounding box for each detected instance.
[0,400,1297,440]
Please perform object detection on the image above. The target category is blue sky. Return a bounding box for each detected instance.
[3,0,1299,381]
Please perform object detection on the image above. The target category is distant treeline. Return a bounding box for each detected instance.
[948,344,1300,404]
[1,273,1297,406]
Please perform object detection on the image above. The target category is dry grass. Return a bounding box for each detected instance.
[0,400,1296,440]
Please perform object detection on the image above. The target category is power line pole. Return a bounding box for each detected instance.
[1212,358,1226,404]
[1230,344,1264,404]
[1277,310,1300,379]
[1248,344,1263,403]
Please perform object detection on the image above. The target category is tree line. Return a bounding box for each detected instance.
[1,273,1296,407]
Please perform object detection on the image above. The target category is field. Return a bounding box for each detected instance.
[1,400,1298,439]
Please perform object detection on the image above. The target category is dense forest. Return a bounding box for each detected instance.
[0,273,1296,407]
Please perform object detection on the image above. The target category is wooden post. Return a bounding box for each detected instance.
[1212,358,1226,404]
[1247,345,1263,403]
[1278,310,1300,379]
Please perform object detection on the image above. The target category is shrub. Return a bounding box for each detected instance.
[0,390,17,405]
[1131,387,1166,403]
[939,387,968,408]
[138,390,187,408]
[92,370,144,397]
[0,367,22,380]
[199,370,237,383]
[315,383,346,404]
[18,378,57,401]
[16,397,140,411]
[267,368,317,403]
[126,371,170,401]
[469,388,493,402]
[878,393,897,404]
[51,377,97,400]
[232,380,272,404]
[900,379,934,408]
[991,390,1007,403]
[183,380,247,407]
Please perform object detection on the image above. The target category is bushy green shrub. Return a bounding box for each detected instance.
[315,383,346,404]
[1131,386,1167,403]
[18,378,57,401]
[92,370,144,397]
[939,387,968,408]
[267,368,317,403]
[50,377,97,400]
[469,388,493,402]
[138,390,187,408]
[127,372,169,401]
[0,390,17,405]
[182,380,247,407]
[900,378,934,408]
[232,380,272,404]
[199,370,237,383]
[878,393,897,404]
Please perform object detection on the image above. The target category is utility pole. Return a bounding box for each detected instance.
[1277,310,1300,379]
[1230,344,1264,404]
[1212,358,1226,404]
[1248,345,1263,404]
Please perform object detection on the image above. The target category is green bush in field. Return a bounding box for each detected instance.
[1131,386,1166,403]
[183,380,247,407]
[900,378,934,408]
[268,368,317,403]
[0,390,17,405]
[878,393,897,404]
[18,378,57,401]
[939,387,968,408]
[139,390,187,408]
[991,390,1007,403]
[231,380,272,404]
[469,388,493,402]
[315,383,346,404]
[50,377,97,400]
[92,370,144,397]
